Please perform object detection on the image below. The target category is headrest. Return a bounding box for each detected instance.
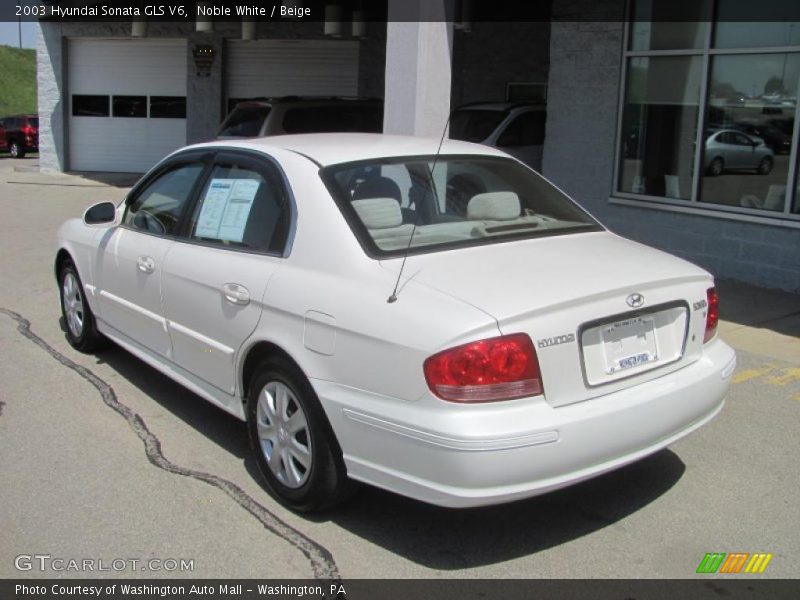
[467,191,521,221]
[352,197,403,229]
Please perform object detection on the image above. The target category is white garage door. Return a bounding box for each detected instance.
[68,39,187,173]
[226,40,359,103]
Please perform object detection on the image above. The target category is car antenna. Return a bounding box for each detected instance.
[387,111,452,303]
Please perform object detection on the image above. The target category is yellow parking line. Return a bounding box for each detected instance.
[732,367,775,384]
[765,368,800,386]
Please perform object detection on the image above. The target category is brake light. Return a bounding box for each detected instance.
[423,333,543,402]
[22,125,35,135]
[704,287,719,343]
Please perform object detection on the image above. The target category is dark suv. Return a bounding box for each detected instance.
[216,97,383,139]
[0,114,39,158]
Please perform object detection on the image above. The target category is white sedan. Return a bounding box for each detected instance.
[55,134,736,512]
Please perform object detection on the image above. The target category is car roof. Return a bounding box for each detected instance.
[232,97,381,108]
[189,133,508,167]
[453,102,544,112]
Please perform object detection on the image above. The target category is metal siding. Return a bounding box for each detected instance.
[68,38,187,172]
[226,40,359,98]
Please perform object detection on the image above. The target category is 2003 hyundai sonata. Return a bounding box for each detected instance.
[55,134,736,512]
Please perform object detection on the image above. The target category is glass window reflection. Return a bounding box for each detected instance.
[701,54,798,212]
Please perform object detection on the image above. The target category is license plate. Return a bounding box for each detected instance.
[600,317,658,375]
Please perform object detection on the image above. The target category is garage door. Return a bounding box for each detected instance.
[68,38,187,173]
[226,40,359,106]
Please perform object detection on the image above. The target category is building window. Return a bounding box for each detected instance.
[72,95,110,117]
[112,96,148,118]
[616,0,800,221]
[150,96,187,119]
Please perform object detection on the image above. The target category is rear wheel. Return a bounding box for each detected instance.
[246,357,353,512]
[9,141,24,159]
[59,260,104,352]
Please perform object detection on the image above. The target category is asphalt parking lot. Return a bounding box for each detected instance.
[1,157,798,581]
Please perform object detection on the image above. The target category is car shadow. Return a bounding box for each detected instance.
[309,449,685,569]
[76,329,686,570]
[92,343,250,461]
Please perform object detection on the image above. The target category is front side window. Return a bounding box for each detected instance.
[188,163,289,253]
[124,163,204,235]
[323,156,601,257]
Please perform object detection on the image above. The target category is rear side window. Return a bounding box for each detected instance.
[449,110,506,143]
[188,163,289,253]
[124,163,205,235]
[496,111,546,147]
[217,106,270,137]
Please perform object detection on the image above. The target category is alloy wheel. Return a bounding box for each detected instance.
[256,381,312,488]
[62,271,85,338]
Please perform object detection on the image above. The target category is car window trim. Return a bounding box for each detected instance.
[175,148,296,258]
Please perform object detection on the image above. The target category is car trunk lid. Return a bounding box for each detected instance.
[382,231,713,407]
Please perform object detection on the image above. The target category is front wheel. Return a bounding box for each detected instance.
[707,157,724,177]
[9,141,24,159]
[757,156,773,175]
[246,357,353,512]
[59,260,104,352]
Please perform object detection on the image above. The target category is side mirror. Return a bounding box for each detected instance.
[83,201,117,225]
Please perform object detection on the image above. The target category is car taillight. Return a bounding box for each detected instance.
[423,333,543,402]
[704,287,719,343]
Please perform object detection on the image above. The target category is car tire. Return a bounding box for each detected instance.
[59,259,104,352]
[757,156,773,175]
[9,141,24,159]
[246,356,354,512]
[707,157,724,177]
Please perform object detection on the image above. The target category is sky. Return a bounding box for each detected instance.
[0,21,37,49]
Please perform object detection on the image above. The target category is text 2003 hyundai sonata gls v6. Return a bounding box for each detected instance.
[55,134,736,512]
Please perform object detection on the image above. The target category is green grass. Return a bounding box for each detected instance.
[0,44,37,116]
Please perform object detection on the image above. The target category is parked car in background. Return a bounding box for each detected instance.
[704,129,774,176]
[735,122,792,155]
[0,114,38,158]
[449,102,546,171]
[55,133,735,513]
[216,97,383,139]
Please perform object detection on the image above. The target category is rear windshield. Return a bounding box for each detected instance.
[322,155,601,258]
[449,110,507,142]
[282,105,383,134]
[217,106,270,137]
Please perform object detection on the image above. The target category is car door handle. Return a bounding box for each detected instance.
[136,256,155,274]
[222,283,250,306]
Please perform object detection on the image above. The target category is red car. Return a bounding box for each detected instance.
[0,114,38,158]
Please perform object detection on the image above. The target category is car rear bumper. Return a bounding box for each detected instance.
[314,338,736,508]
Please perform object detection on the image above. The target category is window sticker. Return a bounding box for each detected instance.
[195,178,260,243]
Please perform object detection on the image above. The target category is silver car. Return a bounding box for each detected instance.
[704,129,774,176]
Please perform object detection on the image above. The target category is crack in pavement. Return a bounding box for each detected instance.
[0,308,341,582]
